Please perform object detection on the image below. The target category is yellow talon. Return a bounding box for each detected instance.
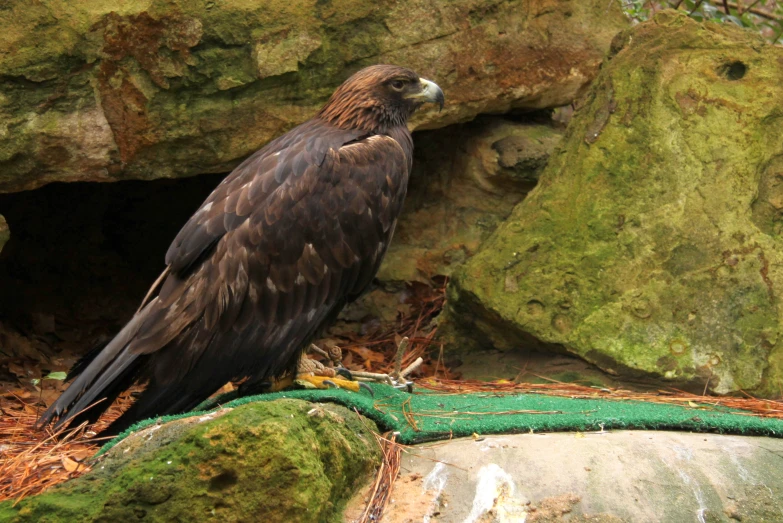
[295,375,361,392]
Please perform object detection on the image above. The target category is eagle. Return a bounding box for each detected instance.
[37,65,444,436]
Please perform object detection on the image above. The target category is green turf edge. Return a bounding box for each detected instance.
[98,385,783,456]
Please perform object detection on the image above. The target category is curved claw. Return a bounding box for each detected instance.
[322,379,339,389]
[393,381,414,393]
[335,367,353,381]
[359,382,375,396]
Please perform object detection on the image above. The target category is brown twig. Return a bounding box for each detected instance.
[674,0,783,22]
[725,1,783,22]
[391,337,409,379]
[358,432,402,523]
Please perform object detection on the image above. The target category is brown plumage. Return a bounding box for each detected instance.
[37,65,444,436]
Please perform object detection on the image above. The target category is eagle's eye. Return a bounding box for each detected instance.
[390,79,405,91]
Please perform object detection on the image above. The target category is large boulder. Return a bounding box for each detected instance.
[346,432,783,522]
[0,400,380,522]
[446,11,783,396]
[0,0,628,193]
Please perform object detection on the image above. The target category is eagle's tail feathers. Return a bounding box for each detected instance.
[52,349,141,430]
[36,300,155,430]
[102,321,227,436]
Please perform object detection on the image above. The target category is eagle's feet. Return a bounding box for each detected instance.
[297,339,420,393]
[295,346,374,394]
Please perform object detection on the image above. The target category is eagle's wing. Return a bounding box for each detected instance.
[40,123,410,431]
[164,122,367,275]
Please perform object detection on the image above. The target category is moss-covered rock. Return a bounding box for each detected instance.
[446,11,783,397]
[0,0,628,193]
[0,400,380,522]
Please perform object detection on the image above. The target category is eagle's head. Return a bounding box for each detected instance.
[318,64,445,132]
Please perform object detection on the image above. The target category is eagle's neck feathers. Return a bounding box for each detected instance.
[317,92,412,134]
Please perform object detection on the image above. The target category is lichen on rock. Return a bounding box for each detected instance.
[0,400,380,522]
[445,11,783,397]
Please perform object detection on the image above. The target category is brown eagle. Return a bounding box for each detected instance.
[38,65,444,435]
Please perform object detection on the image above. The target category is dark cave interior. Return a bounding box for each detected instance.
[0,173,225,369]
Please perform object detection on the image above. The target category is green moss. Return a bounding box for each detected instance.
[447,11,783,397]
[0,400,380,522]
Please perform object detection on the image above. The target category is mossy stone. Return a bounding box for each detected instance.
[446,11,783,397]
[0,399,380,522]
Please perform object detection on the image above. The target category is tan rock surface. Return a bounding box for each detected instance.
[345,431,783,522]
[0,0,628,192]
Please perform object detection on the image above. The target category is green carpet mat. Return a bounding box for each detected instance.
[101,384,783,454]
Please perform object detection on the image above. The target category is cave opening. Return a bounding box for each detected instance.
[0,173,225,375]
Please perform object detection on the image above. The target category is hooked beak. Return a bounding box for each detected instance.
[406,78,445,111]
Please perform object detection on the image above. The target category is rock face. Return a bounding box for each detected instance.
[345,432,783,522]
[0,400,380,522]
[0,0,628,193]
[379,116,563,283]
[446,12,783,396]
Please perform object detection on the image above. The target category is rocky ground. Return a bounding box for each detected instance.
[0,400,381,522]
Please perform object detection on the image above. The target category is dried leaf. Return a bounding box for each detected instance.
[70,449,95,462]
[38,388,63,407]
[61,457,80,473]
[4,388,31,400]
[345,346,385,364]
[7,363,27,379]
